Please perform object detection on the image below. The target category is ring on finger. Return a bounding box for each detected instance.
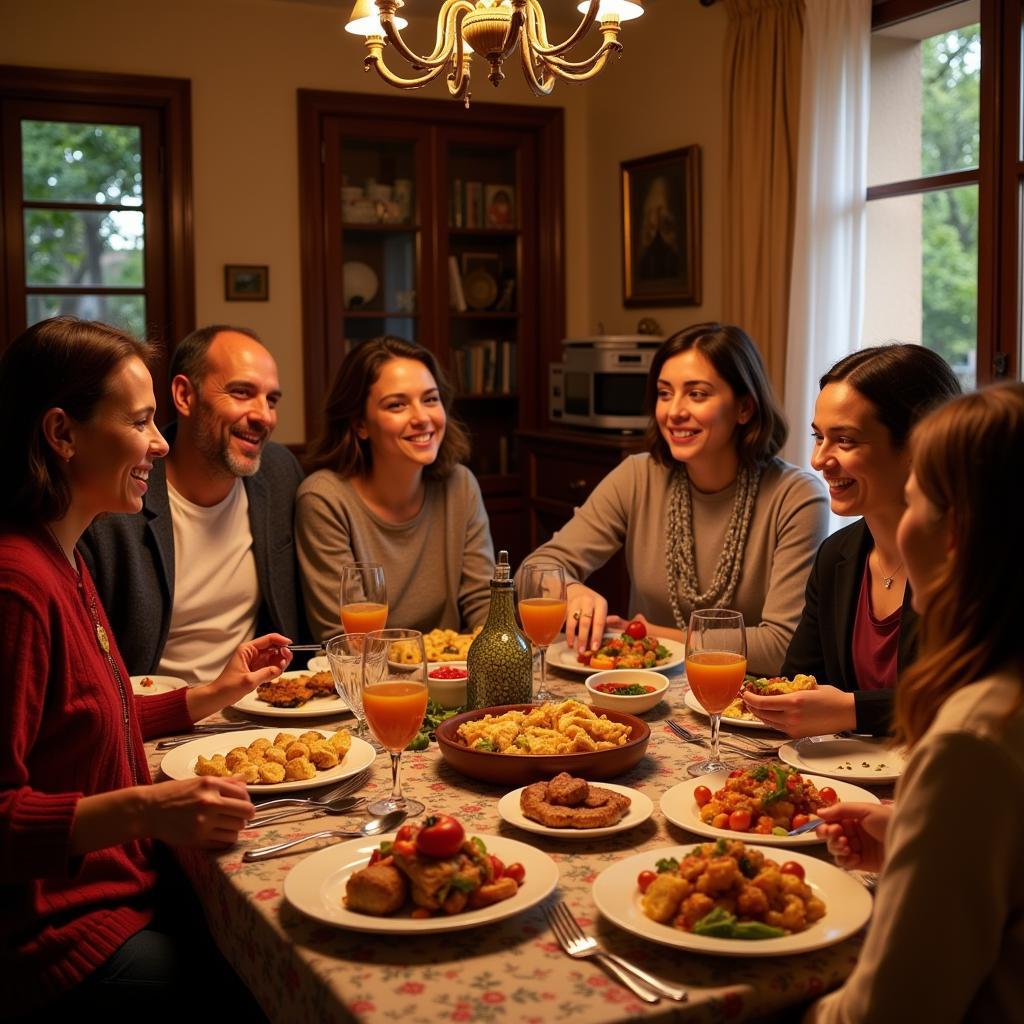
[572,610,581,622]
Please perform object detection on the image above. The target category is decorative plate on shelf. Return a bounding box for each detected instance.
[463,268,498,310]
[342,261,379,308]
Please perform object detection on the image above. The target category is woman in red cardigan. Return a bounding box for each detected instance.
[0,317,291,1018]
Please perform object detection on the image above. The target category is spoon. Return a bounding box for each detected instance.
[242,809,408,862]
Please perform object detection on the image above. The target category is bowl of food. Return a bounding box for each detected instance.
[435,699,650,785]
[426,661,468,709]
[585,669,670,714]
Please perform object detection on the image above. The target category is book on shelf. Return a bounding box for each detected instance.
[448,255,467,311]
[451,178,464,228]
[465,181,483,228]
[455,339,517,395]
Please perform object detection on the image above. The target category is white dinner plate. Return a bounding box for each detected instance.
[778,736,907,784]
[660,771,881,847]
[232,670,350,719]
[548,636,686,677]
[593,844,872,957]
[307,655,330,673]
[683,688,783,731]
[497,782,653,839]
[159,728,376,793]
[284,833,559,934]
[130,674,187,697]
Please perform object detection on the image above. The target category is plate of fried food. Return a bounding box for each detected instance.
[593,838,872,957]
[232,670,350,719]
[130,674,187,696]
[284,821,559,933]
[159,727,376,793]
[660,765,880,847]
[548,628,685,677]
[682,673,817,730]
[388,627,482,669]
[498,772,653,839]
[435,700,650,784]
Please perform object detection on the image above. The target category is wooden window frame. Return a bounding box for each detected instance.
[869,0,1021,382]
[0,65,195,401]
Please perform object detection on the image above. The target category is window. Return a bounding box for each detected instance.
[0,66,195,402]
[867,0,1023,385]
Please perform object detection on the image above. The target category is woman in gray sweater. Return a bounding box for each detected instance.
[296,337,494,641]
[524,323,828,676]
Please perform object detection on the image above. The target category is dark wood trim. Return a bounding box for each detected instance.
[865,167,979,201]
[0,65,194,407]
[975,0,999,385]
[872,0,965,29]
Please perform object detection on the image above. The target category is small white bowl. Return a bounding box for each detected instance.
[585,669,670,714]
[426,661,468,709]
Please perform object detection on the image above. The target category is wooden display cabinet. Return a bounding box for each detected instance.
[298,91,565,567]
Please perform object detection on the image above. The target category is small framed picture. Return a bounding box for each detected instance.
[621,146,701,306]
[224,264,269,301]
[484,184,515,228]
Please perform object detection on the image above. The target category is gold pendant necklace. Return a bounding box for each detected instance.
[876,553,904,590]
[44,524,109,652]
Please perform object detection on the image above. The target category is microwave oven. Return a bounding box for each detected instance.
[549,336,662,432]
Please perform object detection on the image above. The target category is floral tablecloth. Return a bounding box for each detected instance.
[146,667,874,1024]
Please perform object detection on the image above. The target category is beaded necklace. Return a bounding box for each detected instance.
[664,463,761,630]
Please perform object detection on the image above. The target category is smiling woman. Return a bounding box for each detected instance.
[296,336,495,640]
[517,323,830,676]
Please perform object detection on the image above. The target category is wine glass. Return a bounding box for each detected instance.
[360,628,428,818]
[324,632,382,752]
[685,609,747,777]
[518,562,567,703]
[340,562,388,635]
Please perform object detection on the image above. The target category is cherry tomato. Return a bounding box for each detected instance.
[488,854,505,880]
[577,650,593,667]
[368,848,383,866]
[818,787,839,807]
[504,862,526,885]
[791,813,810,830]
[625,619,647,640]
[729,769,745,778]
[780,861,806,881]
[414,814,465,858]
[637,870,657,893]
[694,785,713,807]
[395,824,418,843]
[728,809,752,831]
[392,839,417,857]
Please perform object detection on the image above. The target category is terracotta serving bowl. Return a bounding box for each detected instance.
[434,703,651,786]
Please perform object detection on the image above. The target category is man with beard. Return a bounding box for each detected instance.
[81,326,306,682]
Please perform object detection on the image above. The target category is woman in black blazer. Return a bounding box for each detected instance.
[744,345,959,736]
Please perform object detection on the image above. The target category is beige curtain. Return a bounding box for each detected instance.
[722,0,805,399]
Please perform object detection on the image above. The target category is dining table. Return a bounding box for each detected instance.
[144,659,883,1024]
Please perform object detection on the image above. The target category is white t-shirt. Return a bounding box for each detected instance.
[158,478,260,684]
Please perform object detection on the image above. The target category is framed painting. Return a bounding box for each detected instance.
[621,146,701,306]
[225,264,269,301]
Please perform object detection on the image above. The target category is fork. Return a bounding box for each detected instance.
[544,901,687,1003]
[666,720,763,759]
[247,796,367,828]
[251,771,370,814]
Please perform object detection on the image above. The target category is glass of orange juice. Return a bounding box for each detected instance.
[340,562,388,635]
[685,609,747,777]
[518,562,567,702]
[361,628,428,817]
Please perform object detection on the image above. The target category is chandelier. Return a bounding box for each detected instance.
[345,0,645,105]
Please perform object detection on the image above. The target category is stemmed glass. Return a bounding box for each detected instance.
[360,628,428,818]
[340,562,388,635]
[324,632,382,753]
[518,562,567,703]
[685,609,747,777]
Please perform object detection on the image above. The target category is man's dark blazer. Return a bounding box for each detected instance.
[79,427,308,675]
[781,518,918,735]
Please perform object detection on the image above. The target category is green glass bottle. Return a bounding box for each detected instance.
[466,550,534,709]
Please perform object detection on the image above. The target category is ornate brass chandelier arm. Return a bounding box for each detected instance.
[379,0,474,70]
[540,33,621,75]
[519,35,555,97]
[364,37,455,89]
[521,0,600,58]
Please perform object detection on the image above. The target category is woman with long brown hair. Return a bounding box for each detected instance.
[808,384,1024,1022]
[296,336,494,640]
[521,323,829,676]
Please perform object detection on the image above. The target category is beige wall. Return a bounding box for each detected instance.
[1,0,727,441]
